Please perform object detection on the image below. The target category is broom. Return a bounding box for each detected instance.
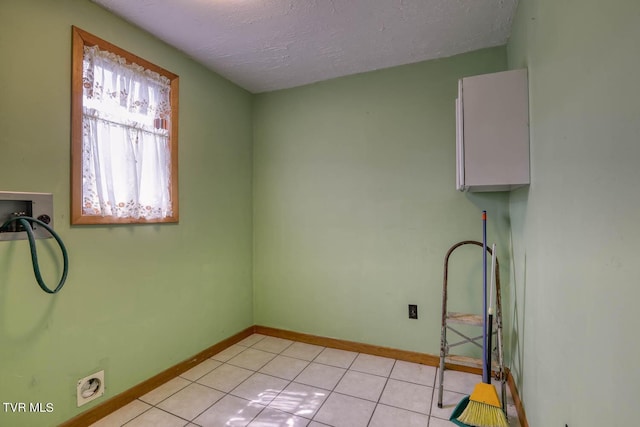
[453,212,508,427]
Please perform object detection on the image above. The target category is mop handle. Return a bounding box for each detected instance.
[489,244,496,315]
[487,243,496,385]
[482,211,488,384]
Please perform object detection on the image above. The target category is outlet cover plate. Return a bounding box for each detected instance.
[408,304,418,319]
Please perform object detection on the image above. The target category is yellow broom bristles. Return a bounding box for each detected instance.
[456,400,509,427]
[456,383,509,427]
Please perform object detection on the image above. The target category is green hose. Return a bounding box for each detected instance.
[1,216,68,294]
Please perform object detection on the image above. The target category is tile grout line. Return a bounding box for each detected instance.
[121,403,193,426]
[304,346,360,426]
[232,335,339,425]
[176,365,227,426]
[365,357,397,427]
[114,335,466,427]
[172,334,271,426]
[227,335,290,426]
[185,336,313,426]
[186,340,259,426]
[426,366,438,427]
[130,374,196,426]
[245,338,299,425]
[257,346,435,426]
[120,404,151,427]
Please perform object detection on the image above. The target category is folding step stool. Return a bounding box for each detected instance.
[437,240,507,414]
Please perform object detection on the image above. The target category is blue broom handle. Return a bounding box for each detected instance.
[482,211,489,384]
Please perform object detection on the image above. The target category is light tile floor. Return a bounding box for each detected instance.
[90,334,521,427]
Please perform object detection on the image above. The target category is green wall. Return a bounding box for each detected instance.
[507,0,640,425]
[0,1,253,426]
[252,48,513,356]
[9,0,635,425]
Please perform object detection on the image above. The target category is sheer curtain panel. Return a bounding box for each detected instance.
[82,45,173,220]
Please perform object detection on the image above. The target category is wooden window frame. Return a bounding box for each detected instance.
[70,26,179,225]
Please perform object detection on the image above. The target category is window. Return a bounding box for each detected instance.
[71,26,179,224]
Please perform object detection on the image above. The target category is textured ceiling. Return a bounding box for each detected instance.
[92,0,518,94]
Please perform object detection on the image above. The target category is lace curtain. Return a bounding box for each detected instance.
[82,45,172,219]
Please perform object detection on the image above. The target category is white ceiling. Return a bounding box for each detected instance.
[92,0,518,94]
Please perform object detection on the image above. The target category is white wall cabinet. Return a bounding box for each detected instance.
[456,69,530,192]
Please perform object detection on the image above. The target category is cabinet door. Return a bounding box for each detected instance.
[457,69,529,192]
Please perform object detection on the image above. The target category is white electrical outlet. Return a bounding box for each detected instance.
[77,370,105,407]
